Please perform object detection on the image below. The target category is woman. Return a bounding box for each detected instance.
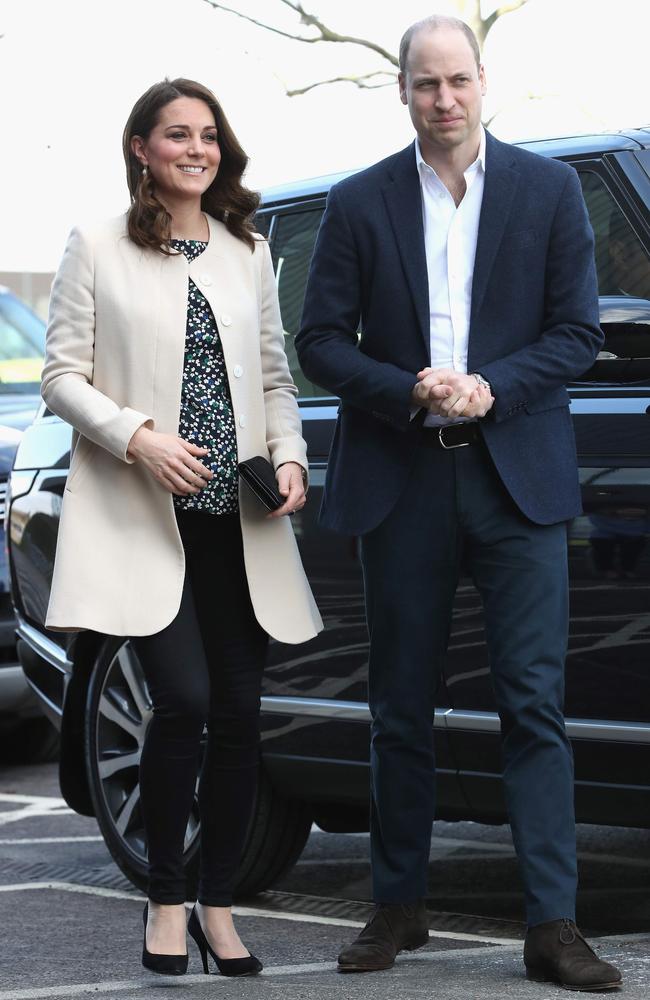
[42,78,322,978]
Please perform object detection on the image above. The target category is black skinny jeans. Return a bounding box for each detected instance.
[132,510,268,906]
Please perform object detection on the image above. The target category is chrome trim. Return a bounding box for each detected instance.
[260,697,450,726]
[444,710,500,732]
[260,697,371,722]
[260,697,650,744]
[565,718,650,743]
[16,616,73,674]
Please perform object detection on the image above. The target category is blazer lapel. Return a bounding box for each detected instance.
[381,143,431,359]
[469,132,520,334]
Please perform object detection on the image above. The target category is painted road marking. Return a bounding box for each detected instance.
[0,793,73,827]
[0,836,103,845]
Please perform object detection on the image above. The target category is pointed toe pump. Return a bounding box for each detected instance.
[141,903,189,976]
[188,905,263,977]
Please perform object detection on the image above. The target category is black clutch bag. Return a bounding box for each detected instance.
[238,456,284,512]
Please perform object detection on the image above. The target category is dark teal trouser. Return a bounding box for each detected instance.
[360,437,577,927]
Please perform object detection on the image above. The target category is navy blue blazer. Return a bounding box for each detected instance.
[296,132,603,534]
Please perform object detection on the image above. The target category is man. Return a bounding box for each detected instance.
[296,15,622,992]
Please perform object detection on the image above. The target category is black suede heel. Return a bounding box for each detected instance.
[188,905,262,977]
[141,903,188,976]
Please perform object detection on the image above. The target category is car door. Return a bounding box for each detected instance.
[444,150,650,826]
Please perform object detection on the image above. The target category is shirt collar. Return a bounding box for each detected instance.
[415,126,486,180]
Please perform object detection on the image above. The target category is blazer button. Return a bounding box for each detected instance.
[221,314,232,326]
[233,364,243,378]
[239,415,246,428]
[199,273,212,286]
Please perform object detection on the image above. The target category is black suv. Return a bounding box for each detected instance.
[0,288,57,761]
[9,129,650,898]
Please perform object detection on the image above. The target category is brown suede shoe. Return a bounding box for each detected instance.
[337,901,429,973]
[524,919,622,991]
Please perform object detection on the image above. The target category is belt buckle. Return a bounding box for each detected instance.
[438,426,470,450]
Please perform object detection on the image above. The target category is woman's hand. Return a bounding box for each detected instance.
[127,426,213,495]
[269,462,307,519]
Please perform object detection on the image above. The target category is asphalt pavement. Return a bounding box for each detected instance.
[1,761,648,999]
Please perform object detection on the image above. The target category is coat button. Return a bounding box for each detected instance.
[233,365,243,378]
[238,415,246,428]
[221,314,232,326]
[199,273,212,286]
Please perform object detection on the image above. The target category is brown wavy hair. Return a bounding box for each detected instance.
[123,78,260,253]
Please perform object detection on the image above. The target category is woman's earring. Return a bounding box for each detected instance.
[142,165,148,177]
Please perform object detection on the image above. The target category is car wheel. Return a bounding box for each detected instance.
[85,637,311,898]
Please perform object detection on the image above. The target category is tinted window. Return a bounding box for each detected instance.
[270,209,330,399]
[634,148,650,184]
[254,212,271,238]
[577,170,650,300]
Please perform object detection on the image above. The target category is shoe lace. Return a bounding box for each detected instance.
[559,919,576,944]
[560,919,598,957]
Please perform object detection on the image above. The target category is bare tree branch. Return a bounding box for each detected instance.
[287,71,397,97]
[276,0,399,65]
[481,0,530,45]
[202,0,533,96]
[202,0,322,42]
[202,0,398,66]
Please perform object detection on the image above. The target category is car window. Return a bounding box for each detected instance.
[634,148,650,184]
[0,290,46,394]
[577,170,650,301]
[270,209,331,400]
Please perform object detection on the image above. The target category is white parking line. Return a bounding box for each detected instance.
[0,794,68,804]
[0,836,103,845]
[0,793,73,827]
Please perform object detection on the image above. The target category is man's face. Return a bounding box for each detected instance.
[399,27,486,156]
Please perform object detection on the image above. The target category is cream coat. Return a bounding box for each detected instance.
[42,213,323,643]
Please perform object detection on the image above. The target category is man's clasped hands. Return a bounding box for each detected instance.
[411,368,495,420]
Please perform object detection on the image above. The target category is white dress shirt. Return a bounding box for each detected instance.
[416,127,486,426]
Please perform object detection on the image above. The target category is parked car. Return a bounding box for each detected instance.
[8,128,650,895]
[0,288,57,761]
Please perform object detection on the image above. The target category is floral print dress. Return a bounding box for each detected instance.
[171,238,239,515]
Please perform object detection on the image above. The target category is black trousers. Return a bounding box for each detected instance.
[133,510,268,906]
[361,438,577,926]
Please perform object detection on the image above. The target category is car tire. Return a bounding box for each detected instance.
[234,768,312,900]
[84,637,311,898]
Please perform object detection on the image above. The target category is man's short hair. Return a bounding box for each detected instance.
[399,15,481,74]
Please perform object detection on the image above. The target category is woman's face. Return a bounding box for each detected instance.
[132,97,221,205]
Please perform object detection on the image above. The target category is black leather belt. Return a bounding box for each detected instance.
[416,421,482,450]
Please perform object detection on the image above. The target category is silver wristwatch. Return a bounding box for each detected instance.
[471,372,491,392]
